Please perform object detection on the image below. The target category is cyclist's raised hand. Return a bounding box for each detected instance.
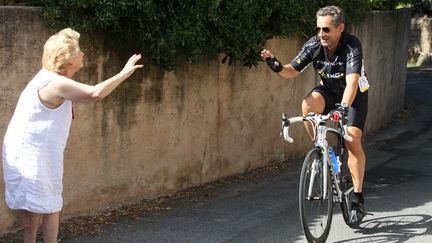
[261,49,284,73]
[120,54,144,79]
[260,49,274,60]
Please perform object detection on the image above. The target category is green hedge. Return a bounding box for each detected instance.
[24,0,415,70]
[411,0,432,14]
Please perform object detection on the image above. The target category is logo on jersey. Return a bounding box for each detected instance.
[318,71,345,79]
[316,57,344,66]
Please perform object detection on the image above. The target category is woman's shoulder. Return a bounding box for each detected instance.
[35,69,75,83]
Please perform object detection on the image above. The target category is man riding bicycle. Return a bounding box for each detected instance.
[261,5,369,224]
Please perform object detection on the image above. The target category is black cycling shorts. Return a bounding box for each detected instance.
[309,85,368,131]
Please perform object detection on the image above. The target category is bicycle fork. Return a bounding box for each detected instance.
[308,159,320,199]
[307,149,330,200]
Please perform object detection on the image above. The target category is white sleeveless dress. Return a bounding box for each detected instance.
[2,69,72,213]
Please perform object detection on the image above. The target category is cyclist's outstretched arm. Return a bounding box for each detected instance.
[279,64,301,80]
[261,49,300,80]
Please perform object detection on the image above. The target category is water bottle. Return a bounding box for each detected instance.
[328,147,340,174]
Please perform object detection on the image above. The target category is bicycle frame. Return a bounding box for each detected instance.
[283,112,361,239]
[280,112,352,201]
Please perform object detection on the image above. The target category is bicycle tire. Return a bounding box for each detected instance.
[335,144,355,227]
[340,185,353,226]
[299,147,333,243]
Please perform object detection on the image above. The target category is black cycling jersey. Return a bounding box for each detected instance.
[290,31,366,97]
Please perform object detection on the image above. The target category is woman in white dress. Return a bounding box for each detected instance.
[2,28,143,243]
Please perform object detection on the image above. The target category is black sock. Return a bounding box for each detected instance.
[352,192,364,205]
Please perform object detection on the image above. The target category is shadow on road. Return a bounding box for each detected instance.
[334,214,432,243]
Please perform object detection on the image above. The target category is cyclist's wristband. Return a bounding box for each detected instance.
[339,102,349,117]
[265,56,283,73]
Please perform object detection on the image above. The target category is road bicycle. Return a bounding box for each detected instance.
[280,110,357,242]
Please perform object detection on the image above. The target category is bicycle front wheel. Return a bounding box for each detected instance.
[299,147,333,243]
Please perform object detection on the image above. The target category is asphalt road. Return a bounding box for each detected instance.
[63,67,432,243]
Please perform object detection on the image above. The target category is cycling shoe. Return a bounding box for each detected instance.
[349,202,365,226]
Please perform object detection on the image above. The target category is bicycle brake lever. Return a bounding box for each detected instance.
[340,122,353,142]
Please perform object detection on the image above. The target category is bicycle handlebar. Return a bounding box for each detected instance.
[280,112,353,143]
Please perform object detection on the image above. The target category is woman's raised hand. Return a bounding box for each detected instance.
[120,54,144,78]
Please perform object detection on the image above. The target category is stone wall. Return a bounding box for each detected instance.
[351,9,411,132]
[0,7,411,234]
[409,15,432,66]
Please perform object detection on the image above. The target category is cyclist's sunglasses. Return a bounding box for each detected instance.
[315,27,331,34]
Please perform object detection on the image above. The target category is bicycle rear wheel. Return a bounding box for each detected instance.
[340,177,355,227]
[335,145,355,227]
[299,148,333,243]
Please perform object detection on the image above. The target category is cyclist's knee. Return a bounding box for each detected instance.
[345,128,363,152]
[302,92,325,115]
[347,126,363,140]
[301,100,311,115]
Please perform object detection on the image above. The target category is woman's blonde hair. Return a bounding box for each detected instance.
[42,28,81,73]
